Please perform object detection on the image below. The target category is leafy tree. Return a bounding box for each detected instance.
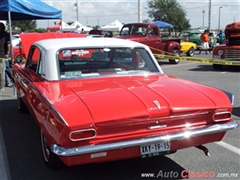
[35,28,47,33]
[11,20,37,32]
[143,19,151,23]
[67,21,74,26]
[92,25,100,30]
[147,0,191,32]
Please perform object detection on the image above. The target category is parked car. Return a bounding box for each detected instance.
[180,41,197,56]
[212,21,240,69]
[12,33,238,169]
[116,23,181,64]
[179,29,202,49]
[12,32,86,64]
[88,29,109,37]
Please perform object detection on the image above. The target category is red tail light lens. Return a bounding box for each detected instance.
[213,112,231,122]
[69,129,96,141]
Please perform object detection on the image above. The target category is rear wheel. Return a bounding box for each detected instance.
[213,64,223,70]
[169,49,180,64]
[186,47,194,57]
[41,130,63,170]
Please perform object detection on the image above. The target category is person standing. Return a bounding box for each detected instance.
[217,30,226,44]
[80,28,85,34]
[0,23,9,90]
[5,52,13,87]
[208,32,217,54]
[0,22,12,90]
[0,37,5,90]
[199,30,209,55]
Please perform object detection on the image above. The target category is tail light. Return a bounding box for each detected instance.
[213,112,231,122]
[69,129,96,141]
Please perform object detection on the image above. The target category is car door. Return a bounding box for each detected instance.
[18,46,41,114]
[145,27,164,54]
[20,46,50,125]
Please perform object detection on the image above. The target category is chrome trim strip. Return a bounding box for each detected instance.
[147,124,167,130]
[51,106,69,126]
[51,121,239,157]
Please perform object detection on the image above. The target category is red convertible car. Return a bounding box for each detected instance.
[12,33,238,169]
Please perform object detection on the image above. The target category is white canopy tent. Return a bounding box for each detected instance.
[62,20,92,33]
[70,20,83,28]
[100,19,123,31]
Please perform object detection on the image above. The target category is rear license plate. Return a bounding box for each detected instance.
[140,142,170,155]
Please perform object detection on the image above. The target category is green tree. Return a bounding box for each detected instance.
[35,28,47,33]
[92,25,100,30]
[143,19,151,23]
[11,20,37,32]
[67,21,74,26]
[147,0,191,32]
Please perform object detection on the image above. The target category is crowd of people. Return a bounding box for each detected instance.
[0,22,13,91]
[199,29,226,55]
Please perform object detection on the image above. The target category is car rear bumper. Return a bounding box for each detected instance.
[52,121,238,157]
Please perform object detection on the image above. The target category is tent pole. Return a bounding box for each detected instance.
[61,19,63,32]
[8,11,16,97]
[8,12,13,64]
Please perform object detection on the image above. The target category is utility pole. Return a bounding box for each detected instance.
[74,0,79,21]
[218,7,222,31]
[208,0,211,30]
[202,9,205,29]
[138,0,142,23]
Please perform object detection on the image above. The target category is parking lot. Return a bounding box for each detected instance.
[0,53,239,180]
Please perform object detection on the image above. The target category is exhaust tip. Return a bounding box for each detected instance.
[196,145,211,156]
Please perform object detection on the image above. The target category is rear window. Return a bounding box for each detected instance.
[58,47,160,79]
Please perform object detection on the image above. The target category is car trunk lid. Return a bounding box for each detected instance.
[68,75,219,128]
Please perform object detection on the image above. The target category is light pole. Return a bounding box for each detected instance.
[74,0,79,21]
[138,0,142,23]
[208,0,211,30]
[218,7,222,31]
[202,9,205,29]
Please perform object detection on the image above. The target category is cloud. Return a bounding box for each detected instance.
[39,0,239,31]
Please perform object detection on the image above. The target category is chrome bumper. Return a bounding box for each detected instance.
[52,121,238,156]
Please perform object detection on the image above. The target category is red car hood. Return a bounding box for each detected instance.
[20,32,86,58]
[40,74,231,127]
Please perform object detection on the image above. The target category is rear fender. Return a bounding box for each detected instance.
[219,89,234,105]
[162,40,181,53]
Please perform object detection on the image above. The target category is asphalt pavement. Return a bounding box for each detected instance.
[0,86,16,180]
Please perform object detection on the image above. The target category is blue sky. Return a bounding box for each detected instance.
[38,0,240,30]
